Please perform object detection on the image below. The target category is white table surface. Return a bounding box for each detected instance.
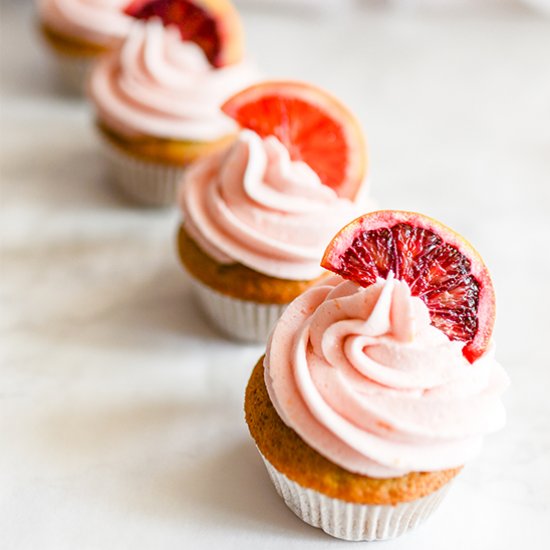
[1,1,549,549]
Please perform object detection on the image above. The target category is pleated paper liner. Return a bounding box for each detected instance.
[100,139,187,207]
[261,453,453,542]
[189,278,288,343]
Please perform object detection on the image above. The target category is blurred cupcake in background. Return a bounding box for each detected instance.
[37,0,132,94]
[88,0,258,207]
[177,81,372,342]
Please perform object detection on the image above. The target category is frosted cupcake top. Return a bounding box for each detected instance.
[38,0,132,46]
[180,130,370,280]
[264,274,509,478]
[89,20,258,141]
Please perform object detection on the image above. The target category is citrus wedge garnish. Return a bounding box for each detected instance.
[321,210,496,363]
[125,0,244,67]
[222,80,367,200]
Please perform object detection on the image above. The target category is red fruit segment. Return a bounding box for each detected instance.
[222,81,367,200]
[321,211,495,363]
[124,0,244,67]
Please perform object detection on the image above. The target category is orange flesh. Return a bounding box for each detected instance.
[322,212,495,363]
[225,95,350,192]
[125,0,222,66]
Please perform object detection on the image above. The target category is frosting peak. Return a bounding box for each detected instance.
[240,134,338,213]
[265,276,508,478]
[89,20,258,140]
[181,130,369,280]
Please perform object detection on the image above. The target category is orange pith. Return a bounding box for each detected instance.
[321,210,496,363]
[222,81,367,200]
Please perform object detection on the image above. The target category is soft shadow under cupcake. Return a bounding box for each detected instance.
[36,393,323,540]
[163,440,328,539]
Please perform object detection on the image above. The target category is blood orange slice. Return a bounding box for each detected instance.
[221,81,367,200]
[124,0,244,67]
[321,211,495,363]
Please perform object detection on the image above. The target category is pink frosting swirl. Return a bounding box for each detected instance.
[88,20,258,141]
[180,130,368,280]
[265,274,509,478]
[38,0,132,46]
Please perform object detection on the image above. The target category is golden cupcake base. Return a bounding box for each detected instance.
[97,124,236,207]
[177,225,327,304]
[245,357,461,506]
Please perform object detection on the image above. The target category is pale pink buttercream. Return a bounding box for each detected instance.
[180,130,370,280]
[89,20,258,141]
[264,274,508,478]
[38,0,132,47]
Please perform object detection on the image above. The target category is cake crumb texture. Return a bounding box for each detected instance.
[245,356,461,505]
[40,23,107,56]
[178,226,328,304]
[98,122,236,165]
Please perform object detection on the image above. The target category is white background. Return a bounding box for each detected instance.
[1,1,549,548]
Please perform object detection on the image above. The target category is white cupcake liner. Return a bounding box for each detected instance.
[189,277,288,343]
[100,139,187,207]
[260,454,452,541]
[46,50,94,95]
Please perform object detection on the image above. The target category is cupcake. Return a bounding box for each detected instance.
[37,0,132,93]
[177,81,372,342]
[88,0,257,206]
[245,210,509,541]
